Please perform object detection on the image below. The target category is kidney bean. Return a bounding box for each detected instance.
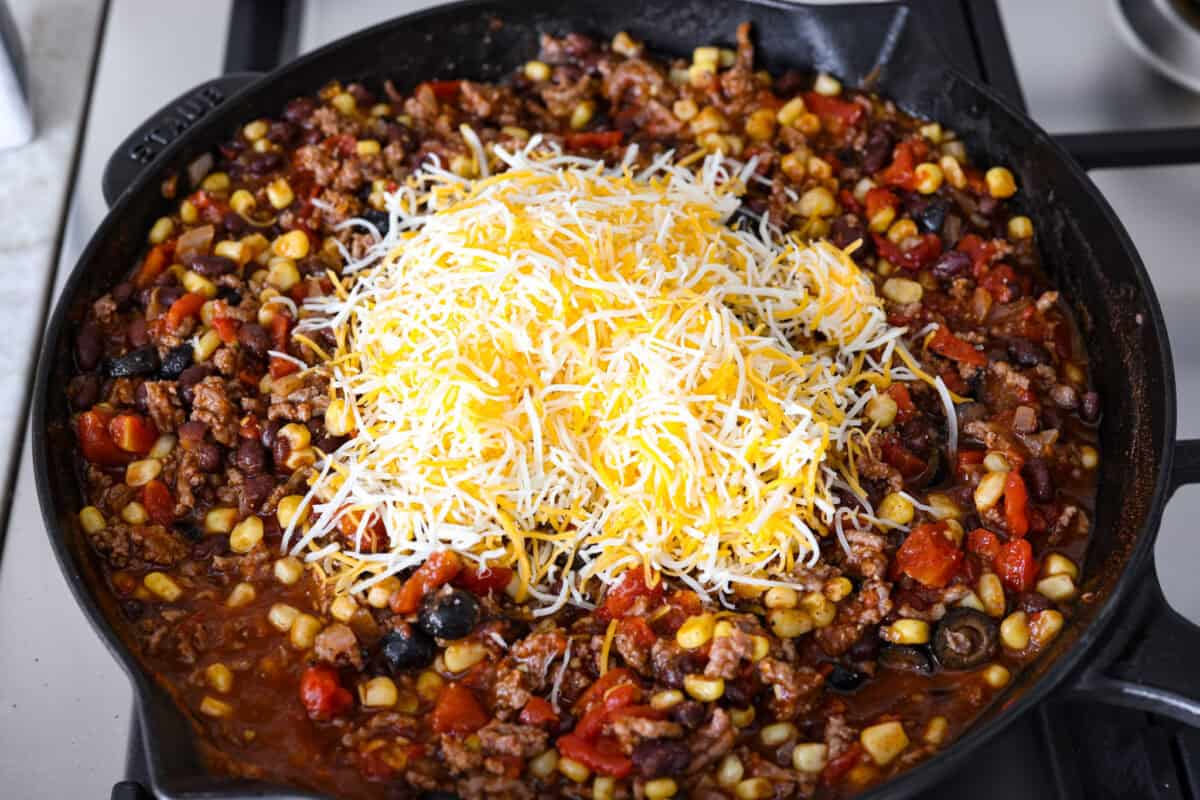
[238,323,271,358]
[261,419,281,450]
[1007,337,1049,367]
[76,321,102,371]
[272,436,291,470]
[1023,457,1054,503]
[246,150,283,175]
[861,124,896,174]
[283,96,316,123]
[931,250,971,280]
[68,374,101,410]
[632,740,691,779]
[222,211,249,235]
[236,439,267,475]
[184,254,237,277]
[155,286,185,308]
[178,364,214,404]
[112,281,134,308]
[242,475,275,513]
[178,420,208,445]
[830,215,872,262]
[1080,391,1101,423]
[195,442,222,473]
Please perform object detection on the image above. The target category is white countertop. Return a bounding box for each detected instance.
[1,1,1199,798]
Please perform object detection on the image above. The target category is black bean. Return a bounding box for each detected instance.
[238,323,271,359]
[1023,457,1054,503]
[912,197,947,234]
[242,475,275,513]
[195,443,222,473]
[1007,337,1049,367]
[68,374,101,410]
[216,286,242,306]
[362,208,390,238]
[1080,391,1100,423]
[76,321,102,371]
[631,739,691,778]
[159,344,194,380]
[235,439,267,475]
[826,664,867,692]
[669,700,706,729]
[829,215,872,263]
[106,346,161,378]
[381,623,437,672]
[418,588,481,641]
[931,250,971,280]
[862,125,896,174]
[112,281,134,308]
[222,212,249,236]
[121,600,145,620]
[246,150,284,176]
[184,254,237,277]
[156,286,185,309]
[722,680,754,707]
[176,521,204,542]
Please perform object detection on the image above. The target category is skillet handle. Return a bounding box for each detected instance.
[101,72,263,207]
[1065,438,1200,725]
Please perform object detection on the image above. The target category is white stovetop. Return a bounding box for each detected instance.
[1,1,1198,797]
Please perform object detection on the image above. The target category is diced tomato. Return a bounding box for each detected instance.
[896,522,963,589]
[239,415,262,441]
[966,528,1002,562]
[556,734,634,779]
[299,665,353,721]
[886,383,916,423]
[880,437,927,479]
[78,409,131,466]
[212,315,241,344]
[940,366,968,395]
[165,292,206,332]
[873,231,943,272]
[453,565,514,596]
[928,325,987,367]
[822,742,863,785]
[1004,472,1030,538]
[268,313,292,351]
[141,479,174,526]
[996,537,1038,592]
[108,414,158,454]
[134,243,173,288]
[978,263,1025,304]
[575,681,640,740]
[618,617,657,648]
[574,667,636,715]
[391,550,463,614]
[803,92,864,127]
[431,683,489,735]
[879,140,927,190]
[865,187,899,221]
[837,188,861,215]
[564,130,624,150]
[957,449,985,479]
[424,80,462,101]
[519,696,559,728]
[957,233,1001,275]
[597,569,663,621]
[269,356,300,379]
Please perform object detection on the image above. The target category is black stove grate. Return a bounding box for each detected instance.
[113,1,1200,798]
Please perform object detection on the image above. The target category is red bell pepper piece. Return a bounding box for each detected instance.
[141,479,175,526]
[886,383,917,423]
[618,617,657,648]
[78,408,131,466]
[424,80,462,101]
[518,696,559,728]
[575,682,640,740]
[865,187,899,220]
[268,313,291,351]
[880,437,928,479]
[957,449,985,479]
[556,734,633,778]
[212,315,241,344]
[134,243,173,288]
[574,667,636,715]
[597,569,663,621]
[391,551,463,614]
[1004,472,1030,538]
[928,325,987,367]
[453,565,514,596]
[299,665,353,721]
[879,140,926,189]
[564,131,624,151]
[165,292,206,332]
[896,522,963,589]
[967,528,1002,562]
[431,684,489,735]
[109,414,158,454]
[269,356,300,379]
[803,92,864,127]
[996,537,1038,592]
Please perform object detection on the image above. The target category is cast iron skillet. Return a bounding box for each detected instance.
[31,1,1200,798]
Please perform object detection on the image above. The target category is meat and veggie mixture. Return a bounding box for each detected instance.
[68,24,1099,800]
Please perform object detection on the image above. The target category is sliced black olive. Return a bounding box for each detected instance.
[159,344,194,380]
[826,664,867,692]
[933,608,999,670]
[216,286,242,306]
[878,644,934,675]
[381,623,436,671]
[106,346,161,377]
[362,207,390,238]
[418,588,481,640]
[913,197,947,233]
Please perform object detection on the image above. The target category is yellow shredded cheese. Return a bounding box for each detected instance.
[600,618,619,675]
[286,139,938,609]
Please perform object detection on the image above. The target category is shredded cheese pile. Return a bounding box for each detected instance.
[288,140,939,610]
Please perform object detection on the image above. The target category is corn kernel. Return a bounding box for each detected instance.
[1008,215,1034,240]
[449,154,476,178]
[780,151,807,182]
[825,577,853,602]
[796,112,822,136]
[764,586,798,609]
[229,516,264,554]
[683,674,725,702]
[982,663,1011,688]
[523,60,551,81]
[325,398,355,437]
[760,721,797,746]
[861,720,909,766]
[813,73,842,96]
[690,105,727,136]
[718,48,736,68]
[79,506,106,534]
[265,256,300,292]
[744,108,777,141]
[792,742,828,772]
[148,216,174,244]
[330,594,357,623]
[650,689,684,711]
[213,239,247,264]
[288,613,320,649]
[750,634,771,661]
[205,507,238,534]
[986,166,1017,199]
[716,753,744,786]
[205,662,234,693]
[797,186,836,218]
[444,641,489,673]
[671,98,699,122]
[416,670,444,701]
[882,277,923,305]
[199,696,233,718]
[370,103,391,117]
[729,707,755,727]
[920,122,943,143]
[735,778,773,800]
[984,452,1011,473]
[611,31,641,57]
[940,155,966,189]
[529,748,558,778]
[879,492,915,526]
[367,577,400,609]
[331,92,356,115]
[558,756,590,783]
[1043,553,1079,580]
[1030,609,1065,648]
[693,46,720,69]
[887,218,919,244]
[1000,610,1030,650]
[958,590,985,612]
[179,199,198,224]
[866,394,898,428]
[266,178,294,210]
[645,778,678,800]
[148,433,176,460]
[593,776,616,800]
[144,571,182,601]
[201,172,230,192]
[768,608,814,638]
[688,63,715,87]
[924,715,949,746]
[979,572,1007,617]
[229,189,256,216]
[360,676,399,708]
[676,614,715,649]
[181,270,217,299]
[914,162,944,194]
[807,155,832,179]
[882,618,930,645]
[974,470,1007,512]
[284,447,316,472]
[927,493,961,520]
[121,501,148,525]
[125,459,162,488]
[355,139,381,157]
[570,100,595,130]
[272,230,309,260]
[226,581,256,608]
[1037,574,1078,602]
[1080,445,1099,470]
[869,205,897,234]
[777,96,806,127]
[501,125,529,141]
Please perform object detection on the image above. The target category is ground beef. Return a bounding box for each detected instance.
[758,658,824,720]
[686,708,735,772]
[705,626,756,679]
[476,720,548,758]
[608,714,683,753]
[190,376,238,446]
[142,381,185,431]
[313,623,363,669]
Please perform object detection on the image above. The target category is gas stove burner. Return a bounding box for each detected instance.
[1112,0,1200,92]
